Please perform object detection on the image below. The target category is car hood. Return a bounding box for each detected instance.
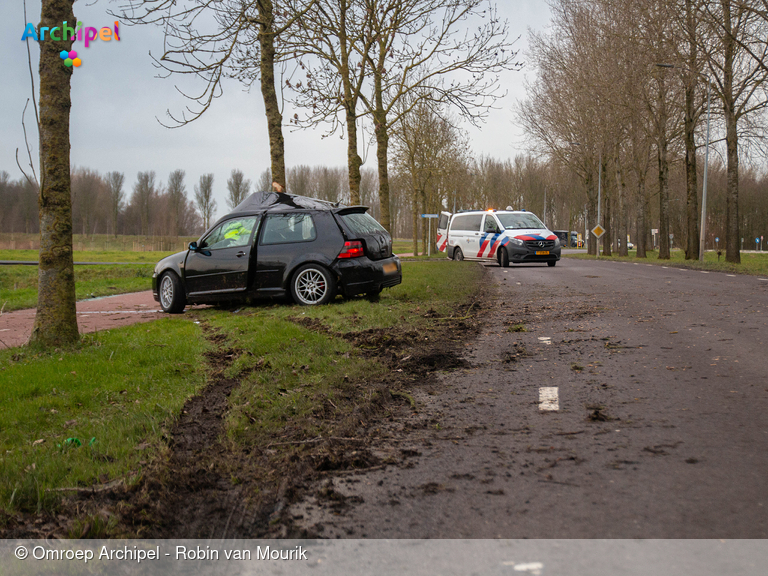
[505,229,558,241]
[154,250,187,273]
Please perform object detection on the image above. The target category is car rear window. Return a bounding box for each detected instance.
[340,212,387,236]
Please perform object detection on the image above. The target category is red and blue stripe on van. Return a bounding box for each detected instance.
[477,233,510,258]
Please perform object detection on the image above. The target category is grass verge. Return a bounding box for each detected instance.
[0,250,178,263]
[0,265,154,312]
[1,260,485,536]
[565,249,768,275]
[197,260,482,448]
[0,320,209,519]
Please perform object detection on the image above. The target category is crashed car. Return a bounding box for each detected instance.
[152,191,402,313]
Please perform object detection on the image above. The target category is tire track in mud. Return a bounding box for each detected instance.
[124,324,265,538]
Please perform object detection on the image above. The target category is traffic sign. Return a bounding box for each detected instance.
[420,214,438,218]
[591,225,605,239]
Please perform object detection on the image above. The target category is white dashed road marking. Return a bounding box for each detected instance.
[539,387,559,411]
[538,336,552,345]
[513,562,544,575]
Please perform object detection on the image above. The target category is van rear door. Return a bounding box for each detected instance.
[436,211,451,252]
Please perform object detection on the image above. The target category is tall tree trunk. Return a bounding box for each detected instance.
[373,83,391,232]
[30,0,79,348]
[636,175,648,258]
[602,169,612,257]
[615,156,628,257]
[722,2,740,263]
[411,175,419,256]
[259,1,286,191]
[657,76,670,260]
[585,171,597,256]
[684,0,699,260]
[339,1,362,205]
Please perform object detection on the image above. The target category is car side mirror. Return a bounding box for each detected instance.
[189,241,199,251]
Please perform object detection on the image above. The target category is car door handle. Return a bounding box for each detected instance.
[236,251,246,258]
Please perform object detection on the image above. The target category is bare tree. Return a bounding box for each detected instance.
[256,168,272,192]
[288,0,376,204]
[355,0,519,232]
[114,1,317,191]
[698,0,768,263]
[131,171,158,236]
[105,171,125,237]
[166,169,188,236]
[29,0,79,347]
[194,173,217,230]
[226,169,251,209]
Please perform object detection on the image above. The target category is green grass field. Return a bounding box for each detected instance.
[565,249,768,276]
[0,260,483,526]
[0,320,209,516]
[0,265,155,312]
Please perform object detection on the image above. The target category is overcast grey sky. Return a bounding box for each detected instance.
[2,1,551,221]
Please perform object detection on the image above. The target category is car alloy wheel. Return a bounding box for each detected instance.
[160,275,174,309]
[159,271,187,313]
[292,265,335,305]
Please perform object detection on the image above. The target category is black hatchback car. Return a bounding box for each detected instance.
[152,191,402,313]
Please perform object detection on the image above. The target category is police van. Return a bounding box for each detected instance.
[436,209,561,267]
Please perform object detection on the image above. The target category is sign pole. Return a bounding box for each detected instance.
[428,219,432,257]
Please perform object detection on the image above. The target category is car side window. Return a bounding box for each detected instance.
[261,213,317,245]
[451,214,483,232]
[202,216,259,250]
[484,216,499,233]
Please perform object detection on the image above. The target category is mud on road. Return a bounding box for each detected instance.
[285,259,768,538]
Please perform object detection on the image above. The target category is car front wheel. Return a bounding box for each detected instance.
[159,271,187,313]
[454,247,464,261]
[291,264,336,305]
[499,247,510,267]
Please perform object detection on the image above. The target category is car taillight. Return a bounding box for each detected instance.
[338,240,364,259]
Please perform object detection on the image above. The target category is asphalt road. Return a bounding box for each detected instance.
[290,257,768,538]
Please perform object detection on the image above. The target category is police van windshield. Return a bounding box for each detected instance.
[496,213,545,230]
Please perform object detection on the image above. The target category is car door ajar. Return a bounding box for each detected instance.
[254,212,318,295]
[184,215,260,295]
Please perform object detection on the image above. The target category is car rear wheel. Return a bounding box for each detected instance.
[159,271,187,314]
[291,264,336,305]
[454,247,464,261]
[547,260,557,267]
[499,247,510,268]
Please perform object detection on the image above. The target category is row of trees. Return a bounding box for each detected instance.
[29,0,517,346]
[518,0,768,262]
[8,139,766,254]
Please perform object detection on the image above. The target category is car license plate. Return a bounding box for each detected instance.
[383,262,397,273]
[535,251,550,255]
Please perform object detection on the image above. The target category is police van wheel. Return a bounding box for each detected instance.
[499,248,510,268]
[547,260,557,267]
[454,247,464,261]
[159,271,187,314]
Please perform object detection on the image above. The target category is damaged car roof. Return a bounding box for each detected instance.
[230,191,347,214]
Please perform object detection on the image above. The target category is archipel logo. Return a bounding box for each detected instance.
[21,21,120,69]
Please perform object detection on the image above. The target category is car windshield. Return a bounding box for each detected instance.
[496,213,545,230]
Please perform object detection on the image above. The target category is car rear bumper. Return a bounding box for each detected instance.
[334,255,402,296]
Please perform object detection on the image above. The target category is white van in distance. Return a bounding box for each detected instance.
[436,209,561,267]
